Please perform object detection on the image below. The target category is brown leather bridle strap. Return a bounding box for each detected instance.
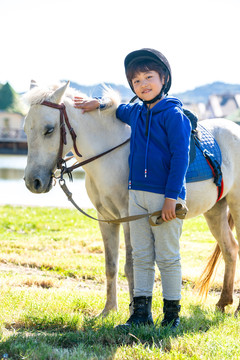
[41,101,82,167]
[61,137,130,175]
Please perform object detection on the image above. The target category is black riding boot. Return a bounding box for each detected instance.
[161,299,181,329]
[115,296,154,331]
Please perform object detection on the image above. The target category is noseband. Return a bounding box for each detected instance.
[41,100,82,170]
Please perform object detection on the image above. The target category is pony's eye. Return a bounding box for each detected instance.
[44,127,54,136]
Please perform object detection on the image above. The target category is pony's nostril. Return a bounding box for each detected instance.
[33,178,42,190]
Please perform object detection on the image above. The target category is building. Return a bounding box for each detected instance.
[0,110,27,154]
[0,82,27,154]
[205,94,240,119]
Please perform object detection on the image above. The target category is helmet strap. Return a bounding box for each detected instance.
[142,91,163,105]
[129,95,138,103]
[129,84,167,105]
[139,84,166,105]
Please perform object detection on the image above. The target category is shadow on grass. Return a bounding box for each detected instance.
[0,305,230,359]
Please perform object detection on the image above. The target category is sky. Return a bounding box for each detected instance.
[1,0,240,94]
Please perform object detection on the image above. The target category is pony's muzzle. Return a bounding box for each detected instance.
[24,172,53,194]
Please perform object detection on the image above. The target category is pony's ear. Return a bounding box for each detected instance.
[50,81,70,104]
[30,80,38,89]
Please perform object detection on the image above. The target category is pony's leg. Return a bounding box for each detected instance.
[224,194,240,315]
[122,222,134,313]
[204,198,238,311]
[98,220,120,316]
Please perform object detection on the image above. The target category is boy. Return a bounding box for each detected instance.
[74,48,191,330]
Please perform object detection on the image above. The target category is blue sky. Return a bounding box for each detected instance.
[1,0,240,94]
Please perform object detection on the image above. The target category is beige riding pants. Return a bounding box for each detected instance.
[129,190,185,300]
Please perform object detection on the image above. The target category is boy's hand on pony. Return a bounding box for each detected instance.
[161,198,177,222]
[74,96,99,113]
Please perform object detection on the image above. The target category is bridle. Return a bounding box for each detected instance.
[39,100,188,225]
[41,101,82,171]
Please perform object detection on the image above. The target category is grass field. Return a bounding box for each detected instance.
[0,205,240,359]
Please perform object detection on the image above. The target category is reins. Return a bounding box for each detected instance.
[59,180,188,225]
[40,100,188,225]
[59,137,130,176]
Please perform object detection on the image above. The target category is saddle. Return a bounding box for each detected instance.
[183,109,223,201]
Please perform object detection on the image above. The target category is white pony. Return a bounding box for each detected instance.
[24,81,240,316]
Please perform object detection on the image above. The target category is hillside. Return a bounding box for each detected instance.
[173,81,240,104]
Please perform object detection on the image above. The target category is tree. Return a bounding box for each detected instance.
[0,82,14,110]
[0,82,26,114]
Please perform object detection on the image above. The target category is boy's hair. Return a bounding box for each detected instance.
[126,59,168,87]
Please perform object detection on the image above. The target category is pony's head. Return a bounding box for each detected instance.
[23,81,121,194]
[23,81,77,193]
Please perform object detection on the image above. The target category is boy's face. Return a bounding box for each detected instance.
[132,70,164,103]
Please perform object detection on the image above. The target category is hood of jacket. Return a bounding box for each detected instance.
[142,96,183,115]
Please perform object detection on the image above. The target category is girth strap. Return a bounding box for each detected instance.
[194,136,224,202]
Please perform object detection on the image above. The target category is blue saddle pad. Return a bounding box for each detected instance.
[186,123,222,183]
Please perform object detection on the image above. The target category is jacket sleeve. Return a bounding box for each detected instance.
[116,103,137,126]
[164,108,191,199]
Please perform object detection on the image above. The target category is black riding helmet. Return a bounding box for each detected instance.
[124,48,172,96]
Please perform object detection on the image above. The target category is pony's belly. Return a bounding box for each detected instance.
[185,179,218,218]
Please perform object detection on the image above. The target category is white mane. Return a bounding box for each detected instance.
[23,82,121,114]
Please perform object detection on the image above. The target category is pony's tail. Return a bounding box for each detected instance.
[194,212,235,299]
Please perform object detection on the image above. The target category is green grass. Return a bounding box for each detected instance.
[0,205,240,359]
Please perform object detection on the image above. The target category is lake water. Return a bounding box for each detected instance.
[0,154,93,208]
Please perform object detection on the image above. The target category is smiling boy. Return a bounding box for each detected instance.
[74,48,191,330]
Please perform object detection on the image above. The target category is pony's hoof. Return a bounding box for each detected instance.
[216,303,225,313]
[97,306,117,318]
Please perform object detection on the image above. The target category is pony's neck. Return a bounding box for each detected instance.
[65,101,130,160]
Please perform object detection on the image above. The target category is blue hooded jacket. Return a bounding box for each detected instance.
[116,97,191,200]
